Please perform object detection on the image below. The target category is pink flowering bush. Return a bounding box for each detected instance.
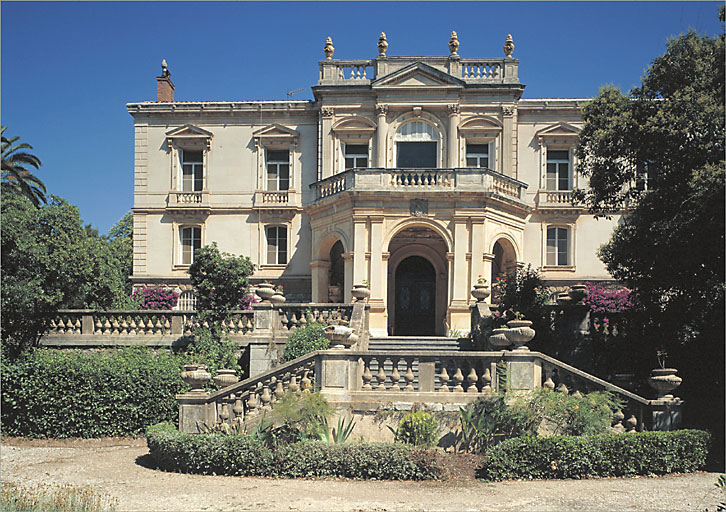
[130,286,179,310]
[237,294,259,311]
[582,282,634,314]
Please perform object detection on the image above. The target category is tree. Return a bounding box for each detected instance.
[574,25,725,451]
[1,126,47,207]
[1,195,129,357]
[187,242,255,325]
[106,211,134,302]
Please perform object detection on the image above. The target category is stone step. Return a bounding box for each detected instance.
[368,336,463,352]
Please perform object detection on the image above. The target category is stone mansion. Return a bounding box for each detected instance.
[127,32,619,337]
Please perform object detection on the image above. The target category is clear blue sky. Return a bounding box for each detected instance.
[2,1,722,234]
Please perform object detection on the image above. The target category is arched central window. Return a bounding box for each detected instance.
[395,121,439,168]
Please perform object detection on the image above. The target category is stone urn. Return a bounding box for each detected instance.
[269,291,286,304]
[213,369,239,389]
[328,284,342,303]
[648,368,682,399]
[323,324,355,349]
[505,319,536,351]
[255,282,275,302]
[568,284,588,303]
[488,327,511,349]
[556,293,572,306]
[351,284,371,303]
[181,364,211,393]
[471,284,491,302]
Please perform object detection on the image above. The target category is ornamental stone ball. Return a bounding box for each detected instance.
[324,37,335,59]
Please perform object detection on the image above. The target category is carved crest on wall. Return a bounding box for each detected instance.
[410,199,428,217]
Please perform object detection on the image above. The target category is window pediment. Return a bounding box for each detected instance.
[253,123,300,147]
[372,62,464,89]
[459,116,503,135]
[536,122,580,143]
[332,116,376,136]
[166,124,213,150]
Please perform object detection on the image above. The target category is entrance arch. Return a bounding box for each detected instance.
[491,238,517,302]
[387,226,449,336]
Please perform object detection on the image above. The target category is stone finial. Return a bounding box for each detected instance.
[324,36,335,59]
[377,32,388,57]
[448,31,460,55]
[161,59,170,78]
[503,34,515,58]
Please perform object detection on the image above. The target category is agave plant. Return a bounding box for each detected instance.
[317,416,356,444]
[1,126,46,207]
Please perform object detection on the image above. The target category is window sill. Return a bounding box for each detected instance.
[542,265,576,272]
[259,264,288,270]
[173,264,192,271]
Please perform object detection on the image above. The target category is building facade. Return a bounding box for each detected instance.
[127,33,618,336]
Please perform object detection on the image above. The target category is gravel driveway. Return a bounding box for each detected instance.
[1,438,723,512]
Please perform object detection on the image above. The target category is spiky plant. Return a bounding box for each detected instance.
[1,126,46,207]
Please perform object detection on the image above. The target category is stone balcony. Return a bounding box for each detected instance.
[166,190,211,213]
[252,190,302,210]
[311,167,527,204]
[534,190,582,211]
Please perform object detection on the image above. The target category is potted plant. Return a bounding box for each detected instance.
[648,349,682,399]
[270,284,286,304]
[505,312,536,351]
[351,280,371,302]
[471,275,491,302]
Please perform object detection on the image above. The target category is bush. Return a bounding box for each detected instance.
[479,429,711,480]
[268,391,334,440]
[183,326,241,382]
[458,394,540,453]
[130,286,179,310]
[395,411,439,448]
[1,348,188,438]
[524,390,620,436]
[282,321,329,362]
[146,429,443,480]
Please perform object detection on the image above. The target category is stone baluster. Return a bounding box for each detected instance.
[233,397,244,424]
[452,363,465,393]
[361,358,373,391]
[246,390,259,419]
[376,358,388,391]
[556,381,569,394]
[129,318,138,336]
[390,359,401,391]
[611,409,625,433]
[260,381,272,410]
[625,414,638,433]
[403,359,415,392]
[288,374,299,393]
[466,365,478,393]
[439,364,450,392]
[154,318,162,334]
[480,367,492,393]
[120,317,129,335]
[274,379,285,400]
[301,370,312,393]
[103,317,112,335]
[218,400,230,424]
[73,318,82,334]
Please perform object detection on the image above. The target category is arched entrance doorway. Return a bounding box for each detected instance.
[328,241,344,302]
[394,256,436,335]
[387,226,449,336]
[491,238,517,302]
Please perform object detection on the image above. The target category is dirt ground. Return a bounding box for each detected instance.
[1,437,723,512]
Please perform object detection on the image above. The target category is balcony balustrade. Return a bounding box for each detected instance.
[167,191,210,211]
[312,167,527,203]
[535,190,580,210]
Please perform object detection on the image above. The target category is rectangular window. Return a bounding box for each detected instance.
[636,162,656,191]
[466,143,489,168]
[396,142,437,168]
[181,150,204,192]
[546,150,570,191]
[344,144,368,170]
[266,150,290,191]
[180,226,201,265]
[546,227,569,266]
[266,226,288,265]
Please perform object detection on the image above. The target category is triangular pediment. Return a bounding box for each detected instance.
[166,124,213,138]
[252,123,300,138]
[535,122,580,138]
[372,62,465,88]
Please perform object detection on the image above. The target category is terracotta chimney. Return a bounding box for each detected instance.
[156,59,175,102]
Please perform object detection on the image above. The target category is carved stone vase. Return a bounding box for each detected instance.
[471,284,491,302]
[488,327,511,349]
[323,324,354,349]
[269,292,286,304]
[568,284,588,303]
[351,284,371,303]
[255,283,275,302]
[213,369,239,389]
[648,368,682,399]
[504,319,536,351]
[181,364,211,393]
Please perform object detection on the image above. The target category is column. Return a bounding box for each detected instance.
[320,107,335,179]
[343,252,354,303]
[448,218,470,332]
[375,104,388,168]
[351,217,367,295]
[502,106,515,177]
[447,104,460,168]
[310,260,330,303]
[368,217,386,335]
[470,219,485,298]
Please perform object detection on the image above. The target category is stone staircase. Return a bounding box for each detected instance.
[368,336,463,352]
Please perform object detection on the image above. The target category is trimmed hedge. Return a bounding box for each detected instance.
[1,348,188,438]
[479,429,711,480]
[146,429,443,480]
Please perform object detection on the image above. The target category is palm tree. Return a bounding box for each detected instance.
[2,126,46,207]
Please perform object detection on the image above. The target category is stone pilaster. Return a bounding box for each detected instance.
[447,104,460,168]
[375,104,388,168]
[310,260,330,303]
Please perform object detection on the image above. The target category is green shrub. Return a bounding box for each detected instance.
[1,347,187,438]
[524,390,621,436]
[282,320,329,362]
[268,391,335,440]
[458,394,539,453]
[146,429,443,480]
[479,429,711,480]
[395,411,439,448]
